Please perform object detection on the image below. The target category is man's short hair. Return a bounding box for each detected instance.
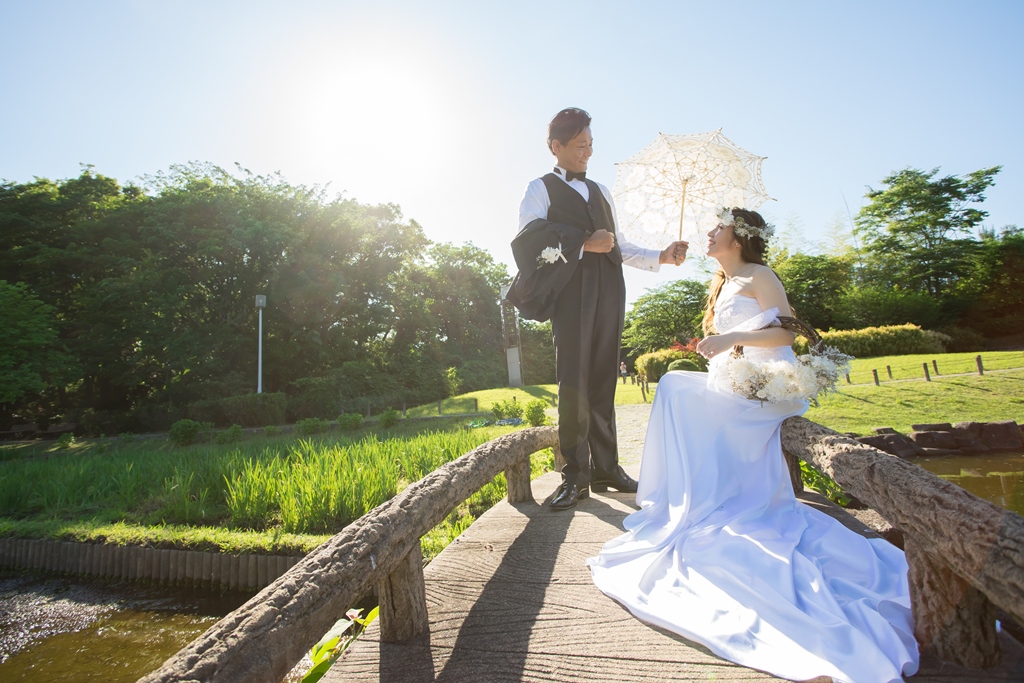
[547,108,591,152]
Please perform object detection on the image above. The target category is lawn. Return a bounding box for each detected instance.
[805,368,1024,435]
[843,350,1024,384]
[404,380,650,418]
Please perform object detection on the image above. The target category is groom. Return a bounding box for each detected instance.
[517,107,687,510]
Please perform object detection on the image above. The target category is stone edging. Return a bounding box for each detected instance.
[0,537,305,591]
[854,420,1024,458]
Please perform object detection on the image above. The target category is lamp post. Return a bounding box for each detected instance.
[255,295,267,394]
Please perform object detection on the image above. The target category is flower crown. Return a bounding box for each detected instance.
[718,207,775,241]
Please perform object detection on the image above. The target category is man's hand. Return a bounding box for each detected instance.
[584,229,616,253]
[659,240,689,266]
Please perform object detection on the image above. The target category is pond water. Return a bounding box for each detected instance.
[0,570,250,682]
[915,451,1024,516]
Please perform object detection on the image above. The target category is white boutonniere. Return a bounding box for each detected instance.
[538,243,568,266]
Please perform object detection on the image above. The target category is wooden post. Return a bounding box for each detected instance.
[401,402,406,417]
[378,540,429,643]
[782,447,803,495]
[932,359,939,375]
[639,380,647,403]
[977,355,985,375]
[437,400,442,415]
[845,373,851,384]
[504,456,532,503]
[905,536,999,668]
[366,404,371,418]
[923,363,931,381]
[872,369,879,386]
[474,398,479,413]
[886,365,893,379]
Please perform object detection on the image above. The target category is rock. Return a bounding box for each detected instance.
[953,421,984,437]
[917,447,962,456]
[911,422,953,432]
[953,433,989,454]
[980,420,1024,451]
[873,427,897,435]
[856,433,920,459]
[911,430,958,450]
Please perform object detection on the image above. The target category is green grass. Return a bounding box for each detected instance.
[843,350,1024,385]
[805,368,1024,435]
[404,380,651,418]
[0,417,552,557]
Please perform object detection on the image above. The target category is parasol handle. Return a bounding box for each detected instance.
[678,179,688,242]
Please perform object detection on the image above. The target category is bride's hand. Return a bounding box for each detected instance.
[696,333,736,359]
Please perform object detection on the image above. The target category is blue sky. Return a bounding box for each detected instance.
[2,1,1021,305]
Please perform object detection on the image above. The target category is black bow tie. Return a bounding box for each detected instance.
[556,167,586,182]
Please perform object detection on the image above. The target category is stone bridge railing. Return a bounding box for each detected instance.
[139,426,559,683]
[781,416,1024,669]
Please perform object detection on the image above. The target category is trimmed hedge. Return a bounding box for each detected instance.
[794,324,953,358]
[635,349,685,382]
[188,392,287,427]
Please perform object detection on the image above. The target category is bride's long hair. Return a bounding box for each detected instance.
[701,208,775,335]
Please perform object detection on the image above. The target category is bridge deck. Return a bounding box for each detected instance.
[326,407,1024,682]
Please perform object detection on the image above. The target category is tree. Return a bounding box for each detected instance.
[0,282,74,410]
[770,251,852,331]
[519,320,556,386]
[855,166,1000,298]
[622,279,708,354]
[963,227,1024,337]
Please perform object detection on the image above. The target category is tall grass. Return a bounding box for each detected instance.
[0,427,513,535]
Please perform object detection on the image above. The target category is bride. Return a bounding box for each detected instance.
[587,209,919,683]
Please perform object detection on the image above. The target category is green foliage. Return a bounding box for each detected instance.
[55,433,76,450]
[491,396,524,420]
[623,279,708,355]
[336,413,363,431]
[856,166,1000,298]
[635,348,686,382]
[0,281,75,405]
[190,393,287,428]
[936,326,986,352]
[963,229,1024,337]
[303,607,380,683]
[667,359,701,373]
[799,461,850,507]
[378,408,400,429]
[0,165,508,434]
[264,425,283,437]
[770,251,853,330]
[518,320,556,385]
[296,418,331,436]
[215,424,244,445]
[833,286,943,330]
[524,399,548,427]
[169,419,211,447]
[445,367,463,396]
[793,323,949,358]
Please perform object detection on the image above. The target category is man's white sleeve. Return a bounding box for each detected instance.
[518,179,550,231]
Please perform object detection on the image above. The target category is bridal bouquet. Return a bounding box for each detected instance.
[724,345,853,406]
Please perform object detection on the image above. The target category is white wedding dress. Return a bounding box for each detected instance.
[587,282,919,683]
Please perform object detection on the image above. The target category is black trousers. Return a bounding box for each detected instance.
[550,252,625,488]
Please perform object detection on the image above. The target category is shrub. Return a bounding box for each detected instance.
[667,359,701,373]
[169,419,212,447]
[188,392,287,427]
[524,399,548,427]
[793,323,950,358]
[491,396,524,420]
[937,325,986,352]
[215,424,243,445]
[635,349,686,382]
[337,413,364,431]
[55,433,76,450]
[264,425,283,437]
[296,418,331,435]
[379,408,400,429]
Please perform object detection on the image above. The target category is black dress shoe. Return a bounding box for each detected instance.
[549,482,588,511]
[590,466,638,493]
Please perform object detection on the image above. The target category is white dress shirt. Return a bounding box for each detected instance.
[518,166,662,272]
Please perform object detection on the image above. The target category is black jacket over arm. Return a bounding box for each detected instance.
[505,218,588,322]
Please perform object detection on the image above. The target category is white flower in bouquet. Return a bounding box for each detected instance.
[724,344,853,405]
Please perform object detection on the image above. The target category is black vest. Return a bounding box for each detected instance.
[541,174,623,266]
